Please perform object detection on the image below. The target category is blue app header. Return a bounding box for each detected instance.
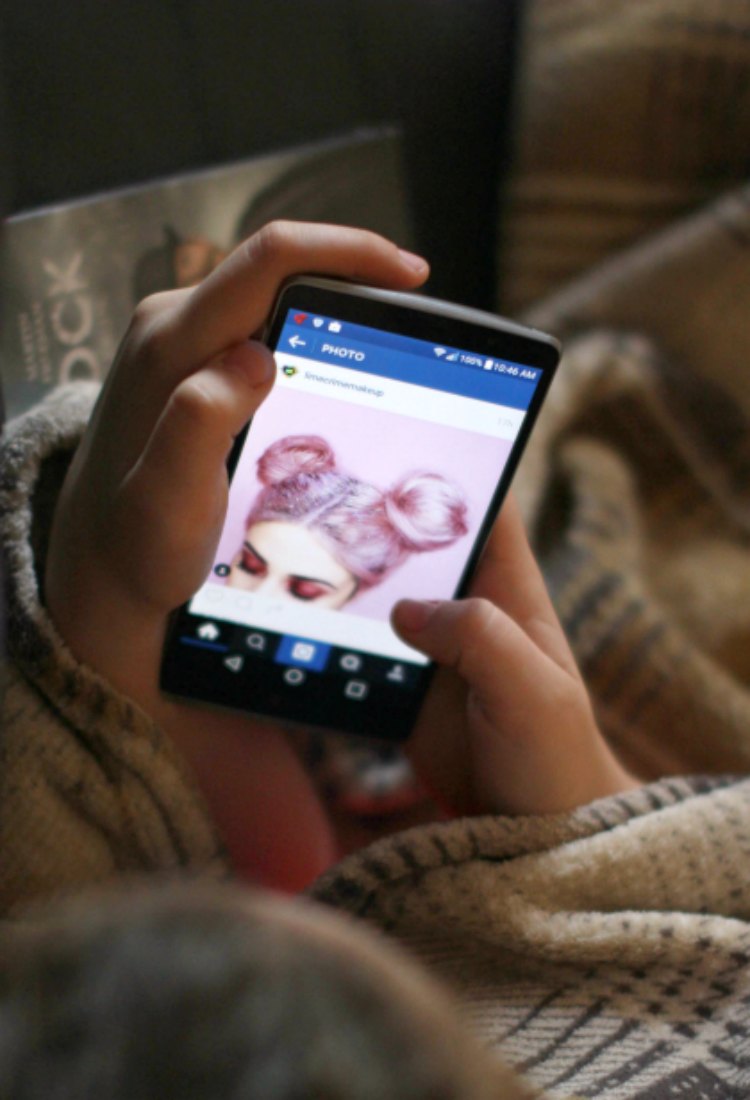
[279,310,543,412]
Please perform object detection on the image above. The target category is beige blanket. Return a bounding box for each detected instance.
[515,182,750,784]
[311,6,750,1097]
[492,0,750,781]
[313,193,750,1090]
[3,8,750,1097]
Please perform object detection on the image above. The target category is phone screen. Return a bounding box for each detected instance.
[161,281,559,741]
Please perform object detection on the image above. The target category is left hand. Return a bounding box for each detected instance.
[45,221,431,889]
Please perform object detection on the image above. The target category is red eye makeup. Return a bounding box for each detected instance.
[287,578,334,601]
[239,545,267,576]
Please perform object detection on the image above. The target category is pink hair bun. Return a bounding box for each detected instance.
[256,435,335,485]
[385,474,469,551]
[246,434,470,591]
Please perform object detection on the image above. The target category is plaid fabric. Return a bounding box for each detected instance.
[499,0,750,314]
[3,6,750,1096]
[313,6,750,1096]
[517,182,750,785]
[312,776,750,1098]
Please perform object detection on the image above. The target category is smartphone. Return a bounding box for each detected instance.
[160,278,560,742]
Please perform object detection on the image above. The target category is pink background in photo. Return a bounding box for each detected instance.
[215,385,512,621]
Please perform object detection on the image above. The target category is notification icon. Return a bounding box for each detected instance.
[293,313,307,324]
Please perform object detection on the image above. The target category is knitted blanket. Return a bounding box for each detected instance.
[3,8,750,1096]
[518,183,750,785]
[311,183,750,1094]
[503,0,750,781]
[310,8,750,1095]
[312,776,750,1098]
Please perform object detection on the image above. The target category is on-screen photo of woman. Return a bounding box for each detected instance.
[226,434,470,610]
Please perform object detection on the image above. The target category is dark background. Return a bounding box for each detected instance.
[0,0,522,308]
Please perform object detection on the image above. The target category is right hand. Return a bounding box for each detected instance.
[393,495,640,817]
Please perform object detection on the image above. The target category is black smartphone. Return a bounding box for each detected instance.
[160,278,560,742]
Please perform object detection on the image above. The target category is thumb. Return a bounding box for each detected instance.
[139,337,274,471]
[392,596,548,733]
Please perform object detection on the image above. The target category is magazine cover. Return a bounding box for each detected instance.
[0,128,411,419]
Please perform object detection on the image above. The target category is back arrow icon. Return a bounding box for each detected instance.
[289,335,306,349]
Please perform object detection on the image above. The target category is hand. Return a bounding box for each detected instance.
[392,494,639,816]
[45,221,430,889]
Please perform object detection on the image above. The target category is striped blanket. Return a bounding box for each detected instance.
[314,4,750,1097]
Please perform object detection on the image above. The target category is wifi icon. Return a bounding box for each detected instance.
[433,347,447,358]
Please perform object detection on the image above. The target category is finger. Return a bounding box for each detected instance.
[470,494,551,615]
[392,596,561,732]
[132,339,275,509]
[86,224,428,485]
[117,340,275,602]
[405,666,477,814]
[468,494,579,675]
[77,288,196,482]
[165,221,430,370]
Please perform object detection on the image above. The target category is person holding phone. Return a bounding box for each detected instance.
[6,220,748,1098]
[0,221,638,908]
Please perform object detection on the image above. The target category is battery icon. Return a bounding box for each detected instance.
[483,358,494,370]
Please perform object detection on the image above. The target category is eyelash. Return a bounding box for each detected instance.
[239,550,266,576]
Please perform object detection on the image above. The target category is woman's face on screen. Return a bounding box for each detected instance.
[227,521,358,610]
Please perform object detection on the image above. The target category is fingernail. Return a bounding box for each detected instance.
[398,249,429,274]
[395,599,439,632]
